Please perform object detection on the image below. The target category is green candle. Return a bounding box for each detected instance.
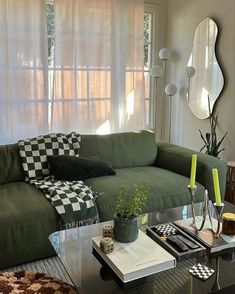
[212,168,222,205]
[189,154,197,188]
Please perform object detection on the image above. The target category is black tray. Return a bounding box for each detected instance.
[146,223,206,261]
[174,218,235,257]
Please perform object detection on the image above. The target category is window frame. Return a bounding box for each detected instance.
[144,3,157,129]
[45,1,157,131]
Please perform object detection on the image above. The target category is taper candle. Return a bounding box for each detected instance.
[189,154,197,188]
[212,168,222,205]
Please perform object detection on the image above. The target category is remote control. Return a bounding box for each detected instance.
[176,235,199,250]
[167,235,189,252]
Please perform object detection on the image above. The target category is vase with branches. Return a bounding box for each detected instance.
[199,96,227,158]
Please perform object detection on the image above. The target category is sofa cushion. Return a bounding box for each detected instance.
[18,132,81,180]
[84,166,205,221]
[80,130,157,169]
[0,182,59,269]
[0,143,25,185]
[48,155,116,181]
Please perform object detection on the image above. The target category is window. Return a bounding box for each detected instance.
[144,12,152,127]
[1,0,151,144]
[46,3,55,130]
[144,5,156,128]
[45,2,155,132]
[46,2,113,133]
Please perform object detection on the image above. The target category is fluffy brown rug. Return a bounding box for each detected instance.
[0,271,77,294]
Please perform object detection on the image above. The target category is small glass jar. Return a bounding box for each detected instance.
[222,213,235,235]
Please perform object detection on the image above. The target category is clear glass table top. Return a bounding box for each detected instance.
[49,202,235,294]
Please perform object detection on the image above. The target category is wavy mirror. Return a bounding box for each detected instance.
[187,18,224,119]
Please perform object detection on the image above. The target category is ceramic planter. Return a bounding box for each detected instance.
[114,216,139,243]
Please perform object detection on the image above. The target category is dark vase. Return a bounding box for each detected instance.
[114,216,139,243]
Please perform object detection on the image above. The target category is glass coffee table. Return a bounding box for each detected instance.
[49,202,235,293]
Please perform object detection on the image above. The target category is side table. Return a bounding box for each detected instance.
[225,161,235,204]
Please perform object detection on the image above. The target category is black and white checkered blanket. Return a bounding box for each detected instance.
[30,177,99,228]
[18,132,99,228]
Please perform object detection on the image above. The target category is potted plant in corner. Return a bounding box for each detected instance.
[199,95,228,158]
[114,182,149,243]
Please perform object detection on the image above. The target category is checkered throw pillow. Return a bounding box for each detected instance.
[18,132,81,180]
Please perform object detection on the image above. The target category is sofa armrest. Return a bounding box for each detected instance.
[155,141,227,201]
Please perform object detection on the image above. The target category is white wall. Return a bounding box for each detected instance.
[165,0,235,161]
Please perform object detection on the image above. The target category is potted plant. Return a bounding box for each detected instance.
[199,96,228,158]
[114,182,149,243]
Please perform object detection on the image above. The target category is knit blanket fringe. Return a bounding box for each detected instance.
[60,215,100,230]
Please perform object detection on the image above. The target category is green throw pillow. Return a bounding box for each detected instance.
[48,155,116,181]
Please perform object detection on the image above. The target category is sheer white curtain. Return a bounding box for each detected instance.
[52,0,145,134]
[0,0,48,144]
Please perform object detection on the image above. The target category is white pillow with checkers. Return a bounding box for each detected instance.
[18,132,81,180]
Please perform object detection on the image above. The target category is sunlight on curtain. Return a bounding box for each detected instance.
[0,0,48,144]
[52,0,145,134]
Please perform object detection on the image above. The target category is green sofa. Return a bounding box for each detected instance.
[0,130,227,269]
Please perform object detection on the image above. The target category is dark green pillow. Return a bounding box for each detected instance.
[48,155,116,181]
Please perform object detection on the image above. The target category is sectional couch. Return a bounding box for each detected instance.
[0,130,227,269]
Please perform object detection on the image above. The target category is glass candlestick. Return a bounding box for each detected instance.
[187,183,225,238]
[213,203,224,238]
[188,188,211,231]
[197,190,212,231]
[187,185,197,225]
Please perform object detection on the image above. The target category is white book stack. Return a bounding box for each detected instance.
[92,230,176,283]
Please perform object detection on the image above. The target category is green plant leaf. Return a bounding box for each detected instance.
[200,145,206,152]
[199,129,207,145]
[215,131,228,153]
[205,133,210,144]
[199,99,227,158]
[114,182,149,219]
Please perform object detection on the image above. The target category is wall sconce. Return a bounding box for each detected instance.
[165,83,177,142]
[186,66,196,101]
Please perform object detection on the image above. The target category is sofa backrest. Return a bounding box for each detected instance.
[0,130,157,184]
[79,130,157,169]
[0,143,25,185]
